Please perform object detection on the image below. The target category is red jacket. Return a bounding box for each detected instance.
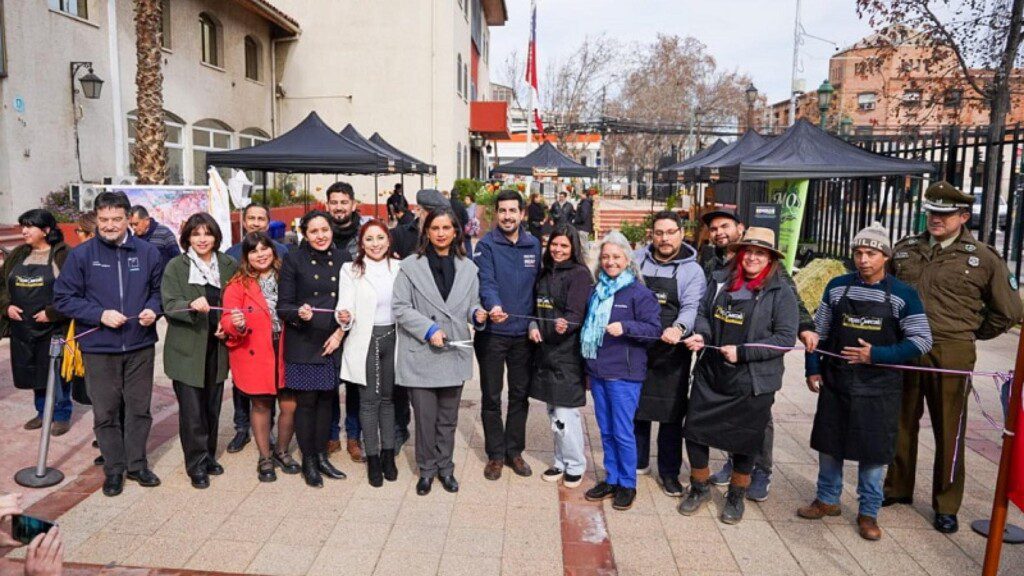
[220,278,284,396]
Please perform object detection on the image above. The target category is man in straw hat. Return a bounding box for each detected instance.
[699,207,816,502]
[883,181,1022,534]
[798,222,933,541]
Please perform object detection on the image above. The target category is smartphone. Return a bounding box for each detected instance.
[10,514,56,545]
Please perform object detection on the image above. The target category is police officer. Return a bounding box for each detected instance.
[798,223,933,541]
[699,207,817,501]
[883,181,1023,534]
[633,211,705,497]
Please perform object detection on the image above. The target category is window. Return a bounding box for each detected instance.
[238,128,270,188]
[902,89,922,106]
[0,1,7,78]
[857,92,876,111]
[199,13,220,67]
[456,144,462,179]
[192,119,233,184]
[244,36,261,81]
[127,110,186,184]
[49,0,88,19]
[463,63,469,101]
[456,54,463,97]
[160,0,171,48]
[463,144,469,178]
[944,88,963,109]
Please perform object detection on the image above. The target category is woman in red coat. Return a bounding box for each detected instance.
[221,232,293,482]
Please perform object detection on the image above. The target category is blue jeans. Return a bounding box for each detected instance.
[591,377,642,489]
[330,384,362,441]
[816,452,885,518]
[34,381,72,423]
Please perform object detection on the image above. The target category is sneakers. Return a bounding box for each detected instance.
[720,485,747,524]
[612,487,637,510]
[677,478,712,516]
[797,499,841,519]
[746,468,771,502]
[542,467,564,483]
[563,473,583,488]
[585,481,617,501]
[660,475,684,497]
[636,465,651,476]
[709,459,733,486]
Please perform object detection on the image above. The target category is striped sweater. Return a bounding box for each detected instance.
[805,273,932,377]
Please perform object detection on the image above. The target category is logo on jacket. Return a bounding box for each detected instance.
[841,314,883,331]
[127,257,140,272]
[91,260,111,269]
[714,306,745,325]
[523,254,537,268]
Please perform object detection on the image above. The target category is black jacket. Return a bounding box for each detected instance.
[528,262,593,407]
[391,213,419,259]
[573,198,594,233]
[277,243,349,364]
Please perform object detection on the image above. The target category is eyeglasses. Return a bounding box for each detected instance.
[652,228,680,238]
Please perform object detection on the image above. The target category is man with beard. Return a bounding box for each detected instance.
[700,207,817,501]
[633,211,705,497]
[224,203,289,453]
[325,181,365,461]
[475,189,542,480]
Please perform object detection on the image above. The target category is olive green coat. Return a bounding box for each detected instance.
[161,252,238,388]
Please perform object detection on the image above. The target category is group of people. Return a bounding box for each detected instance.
[4,178,1021,543]
[525,188,595,242]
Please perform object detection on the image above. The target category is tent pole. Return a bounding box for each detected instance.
[375,175,380,220]
[263,171,268,206]
[421,174,425,189]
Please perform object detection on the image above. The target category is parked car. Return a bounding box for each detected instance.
[970,192,1008,230]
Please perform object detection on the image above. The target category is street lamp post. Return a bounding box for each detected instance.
[744,83,758,131]
[839,115,853,138]
[817,79,834,131]
[70,61,104,182]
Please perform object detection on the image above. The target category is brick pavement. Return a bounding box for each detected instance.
[1,331,1023,575]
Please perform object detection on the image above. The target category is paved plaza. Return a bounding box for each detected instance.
[1,329,1023,575]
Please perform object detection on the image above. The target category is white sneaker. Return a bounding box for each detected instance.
[636,466,651,475]
[542,467,564,483]
[563,473,583,488]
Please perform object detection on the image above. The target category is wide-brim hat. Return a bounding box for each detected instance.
[923,181,974,213]
[729,226,784,259]
[700,207,741,226]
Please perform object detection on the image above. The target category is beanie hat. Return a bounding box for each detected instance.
[851,222,892,256]
[416,189,449,213]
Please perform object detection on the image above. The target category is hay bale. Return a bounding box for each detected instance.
[793,258,849,314]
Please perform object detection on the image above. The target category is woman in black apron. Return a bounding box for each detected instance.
[528,225,593,488]
[0,210,71,434]
[679,227,798,524]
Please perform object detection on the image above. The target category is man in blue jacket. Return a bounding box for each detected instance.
[55,191,164,498]
[474,189,542,480]
[129,205,180,270]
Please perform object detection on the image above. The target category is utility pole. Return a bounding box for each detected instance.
[789,0,802,126]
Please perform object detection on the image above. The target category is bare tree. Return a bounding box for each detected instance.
[857,0,1024,240]
[608,35,752,176]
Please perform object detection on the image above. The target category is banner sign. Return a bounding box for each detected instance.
[532,167,558,179]
[767,179,809,273]
[108,185,210,245]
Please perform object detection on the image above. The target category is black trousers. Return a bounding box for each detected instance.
[687,441,755,475]
[83,346,155,476]
[634,419,683,477]
[474,332,532,460]
[173,380,224,474]
[394,384,411,446]
[296,389,333,457]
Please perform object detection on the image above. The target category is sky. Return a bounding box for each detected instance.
[489,0,879,106]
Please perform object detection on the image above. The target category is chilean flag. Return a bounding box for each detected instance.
[525,0,545,136]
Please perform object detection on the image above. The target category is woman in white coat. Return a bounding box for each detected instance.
[336,220,401,487]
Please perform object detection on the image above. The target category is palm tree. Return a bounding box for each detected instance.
[133,0,167,184]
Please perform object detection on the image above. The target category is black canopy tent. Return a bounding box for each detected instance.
[492,141,598,178]
[369,132,436,193]
[661,138,728,176]
[338,124,403,210]
[686,131,768,181]
[717,120,936,181]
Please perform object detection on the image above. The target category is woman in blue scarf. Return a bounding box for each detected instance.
[581,231,662,511]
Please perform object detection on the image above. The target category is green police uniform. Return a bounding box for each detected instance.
[883,182,1023,515]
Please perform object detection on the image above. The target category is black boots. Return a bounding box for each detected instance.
[317,453,347,480]
[721,484,747,524]
[677,477,712,516]
[381,449,398,482]
[367,455,384,487]
[301,455,323,488]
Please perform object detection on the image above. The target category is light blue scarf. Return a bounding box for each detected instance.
[581,269,635,360]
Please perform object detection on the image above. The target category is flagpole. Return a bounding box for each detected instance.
[526,0,536,145]
[981,329,1024,576]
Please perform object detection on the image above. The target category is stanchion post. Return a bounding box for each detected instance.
[981,330,1024,575]
[15,336,66,488]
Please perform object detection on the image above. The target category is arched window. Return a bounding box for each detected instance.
[193,119,233,183]
[126,109,187,184]
[199,13,220,67]
[244,36,261,81]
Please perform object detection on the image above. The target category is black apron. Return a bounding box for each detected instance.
[684,288,774,455]
[635,269,691,422]
[810,280,903,465]
[528,268,586,408]
[8,250,61,390]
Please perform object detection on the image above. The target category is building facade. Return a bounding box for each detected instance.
[0,0,508,223]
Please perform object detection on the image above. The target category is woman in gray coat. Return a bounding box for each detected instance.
[393,208,487,496]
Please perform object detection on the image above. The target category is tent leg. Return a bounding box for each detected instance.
[374,175,379,220]
[420,174,425,190]
[262,171,268,206]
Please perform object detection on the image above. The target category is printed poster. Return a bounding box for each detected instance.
[107,185,210,244]
[767,179,809,273]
